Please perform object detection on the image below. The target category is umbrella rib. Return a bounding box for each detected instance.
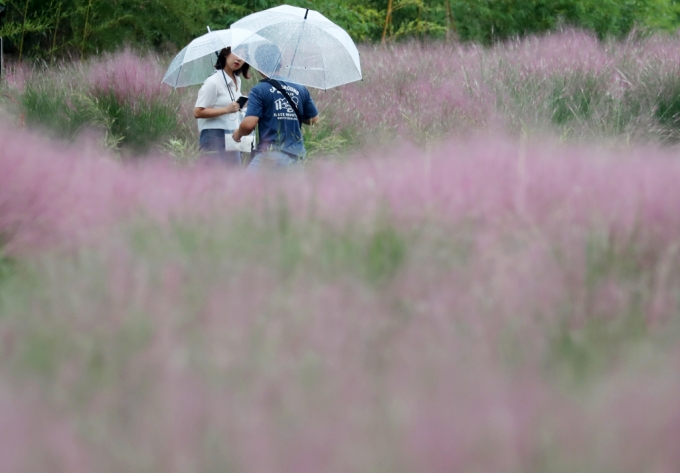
[315,25,361,89]
[320,30,327,89]
[288,21,307,81]
[174,64,183,88]
[162,29,232,88]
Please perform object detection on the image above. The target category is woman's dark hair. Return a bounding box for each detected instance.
[215,47,251,79]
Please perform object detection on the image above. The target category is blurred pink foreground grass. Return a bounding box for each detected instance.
[2,120,680,472]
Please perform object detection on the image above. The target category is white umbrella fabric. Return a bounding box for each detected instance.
[230,5,362,90]
[162,29,231,88]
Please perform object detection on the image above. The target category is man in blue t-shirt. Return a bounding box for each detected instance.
[232,43,319,170]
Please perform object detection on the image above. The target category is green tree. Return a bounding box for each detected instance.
[450,0,680,44]
[3,0,680,60]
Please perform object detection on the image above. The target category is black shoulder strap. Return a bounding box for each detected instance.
[262,78,302,125]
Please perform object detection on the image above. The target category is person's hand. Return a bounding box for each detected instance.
[224,102,240,114]
[232,129,242,143]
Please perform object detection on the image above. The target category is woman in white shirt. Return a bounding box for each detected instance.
[194,48,250,165]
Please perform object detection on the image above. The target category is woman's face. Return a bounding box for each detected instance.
[226,53,244,72]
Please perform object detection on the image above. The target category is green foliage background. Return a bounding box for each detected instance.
[1,0,680,60]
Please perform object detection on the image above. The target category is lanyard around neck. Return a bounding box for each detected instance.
[221,70,236,102]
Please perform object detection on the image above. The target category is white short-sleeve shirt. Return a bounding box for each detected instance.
[195,70,242,132]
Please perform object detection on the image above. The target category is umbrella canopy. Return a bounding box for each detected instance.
[162,29,231,88]
[230,5,361,90]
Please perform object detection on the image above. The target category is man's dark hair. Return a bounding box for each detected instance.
[215,47,250,79]
[254,43,281,73]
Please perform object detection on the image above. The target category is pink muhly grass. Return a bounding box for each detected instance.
[4,118,680,471]
[9,32,680,152]
[5,119,680,261]
[86,48,173,105]
[502,29,609,77]
[314,30,680,146]
[0,123,257,252]
[1,61,33,91]
[316,42,494,144]
[0,386,91,473]
[9,33,680,473]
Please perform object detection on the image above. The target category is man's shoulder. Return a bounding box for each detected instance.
[247,81,270,97]
[253,80,272,90]
[279,81,307,94]
[260,79,307,92]
[251,80,309,99]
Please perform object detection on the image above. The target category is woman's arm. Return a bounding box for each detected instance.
[194,103,240,119]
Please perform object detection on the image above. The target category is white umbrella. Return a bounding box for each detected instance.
[162,29,231,88]
[230,5,362,90]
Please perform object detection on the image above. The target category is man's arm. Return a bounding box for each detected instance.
[302,115,319,126]
[232,116,259,142]
[301,88,319,126]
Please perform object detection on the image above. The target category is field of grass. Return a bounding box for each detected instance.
[5,30,680,159]
[2,30,680,472]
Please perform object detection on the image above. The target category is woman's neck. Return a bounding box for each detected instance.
[224,67,236,82]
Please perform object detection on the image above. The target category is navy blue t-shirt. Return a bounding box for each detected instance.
[245,80,318,158]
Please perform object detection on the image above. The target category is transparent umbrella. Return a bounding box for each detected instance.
[230,5,362,90]
[162,29,231,88]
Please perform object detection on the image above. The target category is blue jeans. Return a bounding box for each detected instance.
[246,150,304,171]
[199,129,241,166]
